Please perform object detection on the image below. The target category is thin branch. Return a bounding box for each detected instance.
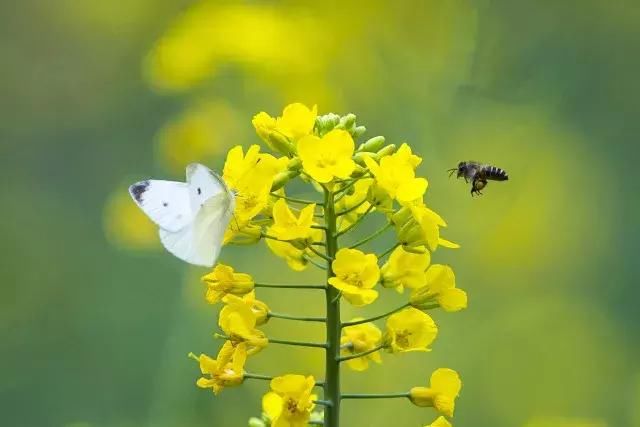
[243,372,273,381]
[305,256,328,270]
[308,245,333,262]
[336,197,368,216]
[341,392,410,400]
[270,192,323,206]
[337,344,384,362]
[335,204,374,237]
[254,282,326,290]
[341,303,410,328]
[268,312,326,322]
[349,222,392,249]
[376,243,400,260]
[215,333,327,349]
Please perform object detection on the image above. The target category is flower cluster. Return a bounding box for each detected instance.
[185,104,468,427]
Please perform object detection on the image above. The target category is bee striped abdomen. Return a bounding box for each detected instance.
[484,165,508,181]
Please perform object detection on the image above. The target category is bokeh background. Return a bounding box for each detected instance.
[2,1,639,426]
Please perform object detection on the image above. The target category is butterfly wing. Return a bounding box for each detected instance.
[158,191,234,267]
[128,180,193,233]
[186,163,228,212]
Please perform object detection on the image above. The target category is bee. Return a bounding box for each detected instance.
[448,161,508,196]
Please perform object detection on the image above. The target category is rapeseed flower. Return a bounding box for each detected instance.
[298,129,356,183]
[194,341,247,394]
[410,368,462,417]
[202,264,254,304]
[385,308,438,352]
[380,246,431,293]
[328,248,380,306]
[219,295,268,354]
[262,374,317,427]
[425,416,452,427]
[340,320,383,371]
[410,265,467,312]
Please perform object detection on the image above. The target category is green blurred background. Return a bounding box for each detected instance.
[2,1,639,426]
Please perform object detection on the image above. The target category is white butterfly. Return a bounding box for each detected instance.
[129,163,235,267]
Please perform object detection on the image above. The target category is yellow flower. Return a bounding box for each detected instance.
[385,307,438,352]
[219,295,268,354]
[276,103,317,140]
[424,416,452,427]
[328,249,380,306]
[262,374,317,427]
[194,341,247,394]
[267,199,317,241]
[410,368,462,417]
[381,246,431,293]
[252,103,317,153]
[202,264,254,304]
[394,204,455,252]
[340,320,383,371]
[223,292,270,326]
[363,143,427,203]
[410,265,467,312]
[222,145,287,242]
[335,178,373,231]
[298,129,356,183]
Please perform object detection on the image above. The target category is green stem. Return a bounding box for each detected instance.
[324,188,341,427]
[341,392,410,400]
[335,197,368,216]
[337,344,384,362]
[308,245,333,262]
[215,333,326,349]
[268,312,326,322]
[254,283,326,290]
[377,243,400,260]
[341,303,410,328]
[305,256,328,270]
[349,222,392,249]
[268,338,327,348]
[243,373,273,381]
[335,204,374,237]
[270,192,323,206]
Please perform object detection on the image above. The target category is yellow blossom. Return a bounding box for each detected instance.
[363,143,427,203]
[276,103,317,140]
[262,374,317,427]
[380,246,431,293]
[410,265,467,312]
[202,264,254,304]
[340,320,383,371]
[222,292,270,326]
[385,307,438,352]
[219,295,268,354]
[298,129,356,183]
[267,199,317,241]
[328,249,380,306]
[222,145,287,242]
[410,368,462,417]
[394,204,455,252]
[194,341,247,394]
[336,178,373,231]
[425,416,452,427]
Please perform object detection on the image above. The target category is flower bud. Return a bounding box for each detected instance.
[351,125,367,139]
[357,136,386,153]
[353,151,378,167]
[267,132,295,156]
[391,206,412,226]
[315,113,340,135]
[271,170,300,191]
[287,157,302,171]
[337,113,357,132]
[376,144,397,158]
[248,418,266,427]
[409,387,437,407]
[232,224,262,245]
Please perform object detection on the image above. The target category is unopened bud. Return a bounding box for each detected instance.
[376,144,397,158]
[352,125,367,139]
[338,113,357,132]
[248,417,266,427]
[271,169,300,191]
[353,151,378,167]
[315,113,340,136]
[267,132,295,156]
[357,136,385,153]
[287,157,302,171]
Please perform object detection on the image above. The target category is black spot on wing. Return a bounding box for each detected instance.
[130,181,149,203]
[197,187,202,195]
